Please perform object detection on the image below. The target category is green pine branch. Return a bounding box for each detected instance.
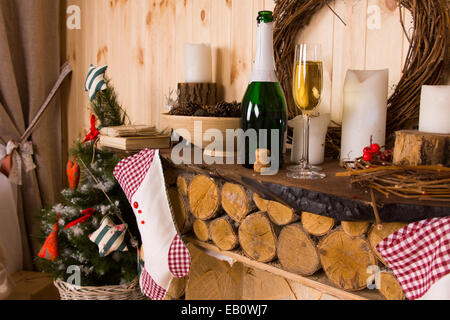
[90,77,129,128]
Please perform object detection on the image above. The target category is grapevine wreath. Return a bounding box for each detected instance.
[272,0,449,156]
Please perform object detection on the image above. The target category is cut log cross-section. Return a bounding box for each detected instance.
[209,216,239,251]
[378,272,405,300]
[238,212,278,263]
[185,243,242,300]
[193,219,210,242]
[277,223,321,276]
[318,230,377,291]
[221,182,255,223]
[267,201,299,226]
[167,187,192,235]
[368,222,408,265]
[176,175,188,197]
[188,174,221,220]
[341,221,370,238]
[166,277,186,300]
[302,212,335,236]
[253,193,269,212]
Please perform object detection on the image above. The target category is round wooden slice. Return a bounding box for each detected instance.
[238,212,277,263]
[188,174,220,220]
[318,230,377,291]
[277,223,321,276]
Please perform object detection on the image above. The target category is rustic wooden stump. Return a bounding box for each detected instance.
[277,223,321,276]
[188,174,221,220]
[318,229,377,291]
[238,212,278,263]
[393,130,450,166]
[193,219,210,242]
[368,222,408,265]
[209,216,239,251]
[178,82,217,107]
[221,182,255,223]
[301,212,335,236]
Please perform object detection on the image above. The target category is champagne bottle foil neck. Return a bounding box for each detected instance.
[251,22,278,83]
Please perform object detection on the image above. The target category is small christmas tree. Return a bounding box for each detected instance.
[36,65,139,286]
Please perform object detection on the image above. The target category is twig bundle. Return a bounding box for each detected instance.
[338,160,450,201]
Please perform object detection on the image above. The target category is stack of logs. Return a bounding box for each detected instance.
[168,172,406,300]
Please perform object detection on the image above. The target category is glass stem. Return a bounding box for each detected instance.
[301,114,310,169]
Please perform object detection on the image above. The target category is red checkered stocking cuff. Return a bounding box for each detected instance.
[113,149,156,202]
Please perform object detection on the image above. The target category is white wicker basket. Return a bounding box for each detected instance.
[54,277,147,300]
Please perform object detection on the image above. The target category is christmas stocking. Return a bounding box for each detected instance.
[113,149,191,300]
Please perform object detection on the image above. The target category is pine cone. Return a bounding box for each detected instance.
[214,101,241,117]
[169,102,202,116]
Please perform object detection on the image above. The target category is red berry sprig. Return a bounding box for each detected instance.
[361,143,393,163]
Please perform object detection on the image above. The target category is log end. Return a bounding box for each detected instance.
[238,212,277,263]
[318,230,377,291]
[302,212,335,236]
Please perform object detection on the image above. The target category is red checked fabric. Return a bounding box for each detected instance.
[114,148,191,300]
[113,149,155,202]
[376,217,450,300]
[140,268,167,301]
[168,234,191,278]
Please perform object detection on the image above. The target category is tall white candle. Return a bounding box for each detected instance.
[184,43,212,83]
[419,85,450,134]
[289,113,331,165]
[340,69,388,163]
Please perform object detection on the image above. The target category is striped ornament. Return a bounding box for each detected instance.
[89,217,128,257]
[84,64,108,101]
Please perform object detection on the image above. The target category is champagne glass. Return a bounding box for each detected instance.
[287,44,326,179]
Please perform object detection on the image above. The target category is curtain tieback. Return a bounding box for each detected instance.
[0,61,72,185]
[6,140,36,185]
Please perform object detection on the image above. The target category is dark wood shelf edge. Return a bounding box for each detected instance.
[160,149,450,223]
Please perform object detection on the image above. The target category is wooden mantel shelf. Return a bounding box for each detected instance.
[160,148,449,223]
[186,237,384,300]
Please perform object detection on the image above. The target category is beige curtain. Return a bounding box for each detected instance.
[0,0,62,270]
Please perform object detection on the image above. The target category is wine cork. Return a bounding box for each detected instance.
[254,162,271,173]
[255,148,271,165]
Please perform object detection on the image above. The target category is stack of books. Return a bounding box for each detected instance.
[98,125,171,152]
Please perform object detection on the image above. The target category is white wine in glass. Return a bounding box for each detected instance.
[287,44,326,179]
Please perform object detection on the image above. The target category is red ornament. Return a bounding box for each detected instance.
[370,143,381,154]
[38,214,60,261]
[64,208,95,229]
[363,147,372,154]
[82,114,100,143]
[66,160,80,190]
[362,153,373,162]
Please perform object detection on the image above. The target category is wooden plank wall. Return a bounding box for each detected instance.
[61,0,412,155]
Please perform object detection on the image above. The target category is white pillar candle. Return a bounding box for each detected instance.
[184,43,212,83]
[289,113,331,165]
[419,85,450,134]
[340,69,388,163]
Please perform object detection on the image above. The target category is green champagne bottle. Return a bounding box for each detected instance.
[240,11,287,171]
